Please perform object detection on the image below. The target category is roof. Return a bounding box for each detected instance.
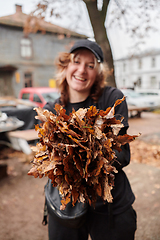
[0,5,87,39]
[115,48,160,62]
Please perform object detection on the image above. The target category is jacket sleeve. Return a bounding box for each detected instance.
[113,127,131,171]
[112,89,131,170]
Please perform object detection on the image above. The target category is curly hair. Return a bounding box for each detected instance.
[54,50,108,106]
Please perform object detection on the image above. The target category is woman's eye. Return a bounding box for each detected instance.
[88,65,94,69]
[74,60,80,64]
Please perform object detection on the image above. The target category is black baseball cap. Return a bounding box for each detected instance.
[69,39,103,63]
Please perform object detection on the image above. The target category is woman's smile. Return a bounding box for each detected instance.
[73,75,87,82]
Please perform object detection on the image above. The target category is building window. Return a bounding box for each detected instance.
[20,37,32,58]
[123,63,126,72]
[137,78,141,87]
[138,59,142,69]
[150,76,156,88]
[151,57,156,67]
[24,72,33,87]
[134,78,141,88]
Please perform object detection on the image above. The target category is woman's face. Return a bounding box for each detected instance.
[66,49,98,96]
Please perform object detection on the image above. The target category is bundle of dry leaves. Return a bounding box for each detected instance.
[28,98,137,209]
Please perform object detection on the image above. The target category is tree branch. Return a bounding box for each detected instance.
[101,0,110,23]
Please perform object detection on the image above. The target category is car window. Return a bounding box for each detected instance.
[140,92,158,96]
[42,92,60,102]
[33,94,42,103]
[22,93,30,100]
[123,91,141,98]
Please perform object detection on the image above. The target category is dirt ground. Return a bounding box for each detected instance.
[0,111,160,240]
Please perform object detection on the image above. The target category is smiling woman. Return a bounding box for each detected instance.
[37,39,137,240]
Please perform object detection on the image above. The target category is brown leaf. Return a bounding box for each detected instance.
[28,100,139,209]
[71,188,79,206]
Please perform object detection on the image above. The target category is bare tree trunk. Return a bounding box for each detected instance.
[84,0,116,87]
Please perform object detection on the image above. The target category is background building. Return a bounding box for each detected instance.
[115,49,160,90]
[0,4,86,97]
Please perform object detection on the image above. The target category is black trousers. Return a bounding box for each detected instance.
[48,206,137,240]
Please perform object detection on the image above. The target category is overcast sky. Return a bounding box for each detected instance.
[0,0,160,60]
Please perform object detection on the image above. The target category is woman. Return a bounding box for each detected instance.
[44,39,137,240]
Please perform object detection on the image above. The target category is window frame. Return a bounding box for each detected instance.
[20,36,33,59]
[150,76,156,87]
[151,57,156,68]
[138,59,142,69]
[24,72,33,87]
